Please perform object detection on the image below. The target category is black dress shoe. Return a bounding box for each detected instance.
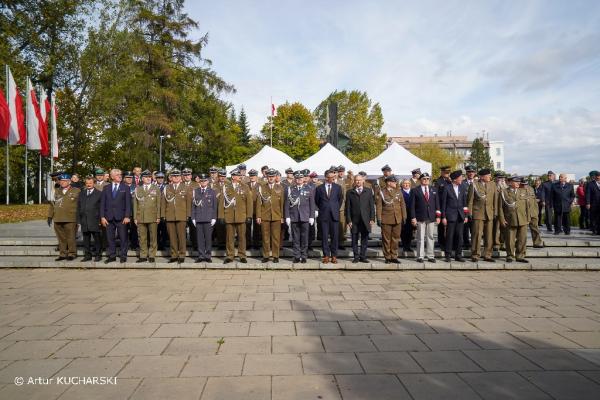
[94,256,102,262]
[416,258,424,262]
[105,257,116,264]
[177,258,184,263]
[66,256,75,261]
[239,258,247,263]
[391,258,400,264]
[455,257,465,262]
[483,258,495,263]
[195,258,203,263]
[168,258,178,263]
[272,258,279,263]
[55,256,66,261]
[533,244,544,248]
[428,258,436,263]
[261,258,270,263]
[82,255,92,262]
[352,258,359,263]
[148,258,155,263]
[205,258,212,263]
[120,258,127,263]
[293,258,300,263]
[385,259,390,264]
[301,258,307,263]
[360,258,369,263]
[445,256,452,262]
[224,258,233,264]
[516,258,529,263]
[506,258,513,263]
[137,258,147,263]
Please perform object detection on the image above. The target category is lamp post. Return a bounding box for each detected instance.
[159,134,170,172]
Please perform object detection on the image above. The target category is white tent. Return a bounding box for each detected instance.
[358,142,431,177]
[296,143,359,175]
[226,145,298,174]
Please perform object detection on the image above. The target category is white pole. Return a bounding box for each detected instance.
[24,76,28,204]
[4,65,9,205]
[270,96,273,147]
[38,152,41,203]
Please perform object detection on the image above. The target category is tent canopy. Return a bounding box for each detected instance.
[226,145,298,174]
[358,142,432,178]
[296,143,359,175]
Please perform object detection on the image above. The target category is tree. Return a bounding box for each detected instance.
[237,107,250,145]
[410,143,463,178]
[259,102,319,161]
[314,90,387,163]
[468,138,493,171]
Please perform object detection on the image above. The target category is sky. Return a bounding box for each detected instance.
[187,0,600,177]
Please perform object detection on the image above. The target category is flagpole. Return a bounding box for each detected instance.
[270,96,273,147]
[4,65,9,205]
[24,76,28,204]
[50,92,54,174]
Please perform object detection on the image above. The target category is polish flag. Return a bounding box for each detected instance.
[0,88,9,141]
[26,78,49,156]
[271,102,276,116]
[50,92,58,159]
[7,68,26,145]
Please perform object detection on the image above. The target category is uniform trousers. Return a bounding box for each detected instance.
[260,220,281,258]
[291,221,309,259]
[381,223,400,260]
[195,222,213,259]
[55,222,77,257]
[471,218,494,259]
[226,222,246,258]
[167,220,186,258]
[506,224,527,260]
[138,223,157,258]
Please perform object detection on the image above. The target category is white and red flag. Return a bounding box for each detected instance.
[0,88,9,141]
[26,78,49,156]
[50,92,58,159]
[7,68,26,145]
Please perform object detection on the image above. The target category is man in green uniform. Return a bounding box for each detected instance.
[134,170,161,263]
[498,176,529,263]
[48,173,81,261]
[522,180,544,248]
[467,168,498,262]
[256,169,285,263]
[376,175,406,264]
[161,169,191,263]
[219,169,253,264]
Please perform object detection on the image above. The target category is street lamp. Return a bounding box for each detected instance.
[159,134,171,172]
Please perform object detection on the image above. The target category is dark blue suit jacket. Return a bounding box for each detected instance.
[551,182,575,213]
[100,182,132,221]
[409,185,440,222]
[315,182,343,222]
[542,180,554,206]
[441,183,467,222]
[586,181,600,207]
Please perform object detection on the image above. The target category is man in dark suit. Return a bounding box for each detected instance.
[315,169,343,264]
[345,175,375,263]
[541,171,556,232]
[586,171,600,235]
[551,173,575,235]
[77,176,103,262]
[441,170,468,262]
[100,168,132,263]
[461,165,476,249]
[434,166,452,249]
[409,173,441,262]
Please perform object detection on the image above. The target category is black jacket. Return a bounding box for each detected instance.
[315,182,343,222]
[441,183,467,222]
[409,185,440,222]
[77,187,102,232]
[345,186,375,233]
[541,180,554,206]
[587,181,600,207]
[551,182,575,213]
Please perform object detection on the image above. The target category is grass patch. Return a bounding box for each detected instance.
[0,204,48,224]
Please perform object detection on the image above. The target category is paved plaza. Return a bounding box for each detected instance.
[0,268,599,399]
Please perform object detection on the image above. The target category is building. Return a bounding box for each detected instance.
[387,132,505,171]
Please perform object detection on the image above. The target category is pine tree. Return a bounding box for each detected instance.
[468,138,494,171]
[238,107,250,145]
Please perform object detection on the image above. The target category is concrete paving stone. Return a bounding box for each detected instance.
[336,374,411,400]
[0,381,70,400]
[466,318,525,333]
[9,311,71,327]
[272,375,341,400]
[398,372,482,400]
[52,324,114,340]
[392,308,442,320]
[410,350,483,372]
[188,311,233,323]
[0,340,69,360]
[313,310,357,321]
[130,377,206,400]
[357,351,422,373]
[230,310,273,322]
[57,377,141,400]
[3,325,66,341]
[55,312,112,325]
[460,372,552,400]
[509,317,572,332]
[53,356,129,378]
[352,309,399,320]
[273,310,315,321]
[134,302,179,313]
[272,336,324,353]
[291,300,332,310]
[417,333,480,350]
[0,358,71,384]
[249,321,295,336]
[321,335,377,353]
[100,312,151,325]
[302,353,364,374]
[579,370,600,385]
[201,376,270,400]
[243,354,303,375]
[107,337,171,356]
[52,338,119,358]
[143,311,192,324]
[101,324,160,338]
[339,320,389,335]
[519,371,600,400]
[253,300,293,310]
[174,302,217,312]
[518,349,600,370]
[569,349,600,366]
[151,323,205,338]
[201,322,250,337]
[163,337,219,355]
[463,349,541,371]
[430,307,481,319]
[471,306,520,318]
[507,306,562,318]
[370,334,429,351]
[466,333,533,349]
[558,331,600,348]
[552,317,600,331]
[119,355,187,378]
[96,302,141,313]
[511,332,582,349]
[214,301,254,311]
[382,320,436,334]
[217,336,271,354]
[180,354,244,376]
[426,319,481,333]
[546,305,600,318]
[296,321,341,336]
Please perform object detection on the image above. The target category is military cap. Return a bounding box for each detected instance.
[261,165,269,171]
[478,168,491,176]
[237,163,247,170]
[411,168,421,174]
[94,168,105,175]
[267,168,277,177]
[276,171,281,176]
[182,168,192,175]
[124,170,134,178]
[293,171,304,178]
[302,169,310,176]
[198,173,209,180]
[218,169,227,177]
[329,165,338,172]
[209,166,218,173]
[50,171,62,178]
[248,169,258,177]
[358,171,367,177]
[169,169,181,176]
[450,170,463,180]
[230,169,241,176]
[385,175,397,182]
[309,171,317,178]
[590,170,599,177]
[285,167,294,174]
[494,171,505,178]
[465,165,476,172]
[155,171,165,178]
[440,165,451,171]
[141,169,152,177]
[420,172,431,179]
[510,175,522,182]
[337,165,345,172]
[59,173,71,181]
[381,164,392,172]
[547,170,554,175]
[522,180,530,185]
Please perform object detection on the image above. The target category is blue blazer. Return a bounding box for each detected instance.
[551,182,575,213]
[409,185,440,222]
[586,181,600,207]
[100,182,132,221]
[315,182,343,222]
[441,183,467,222]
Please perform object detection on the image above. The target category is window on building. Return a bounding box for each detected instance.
[496,148,501,156]
[496,162,501,170]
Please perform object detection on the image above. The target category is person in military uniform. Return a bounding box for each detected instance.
[376,175,406,264]
[467,168,498,262]
[522,180,544,248]
[182,168,199,252]
[462,165,477,249]
[161,169,191,263]
[246,169,262,249]
[434,166,452,249]
[49,174,81,261]
[123,171,139,250]
[410,168,421,189]
[331,166,348,249]
[154,171,168,251]
[209,166,219,186]
[77,176,102,262]
[237,163,250,184]
[284,171,316,263]
[211,169,228,249]
[498,176,529,263]
[191,174,217,263]
[218,169,253,263]
[492,172,508,252]
[282,168,295,188]
[94,168,108,191]
[377,164,393,189]
[260,165,269,182]
[256,169,284,262]
[133,170,161,263]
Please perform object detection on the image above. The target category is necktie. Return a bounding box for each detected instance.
[201,189,205,195]
[327,184,330,198]
[87,189,92,196]
[269,184,273,190]
[424,187,429,202]
[112,184,118,198]
[358,187,362,195]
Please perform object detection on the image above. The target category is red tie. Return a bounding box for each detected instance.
[424,187,429,202]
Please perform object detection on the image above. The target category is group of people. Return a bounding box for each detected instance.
[47,162,600,264]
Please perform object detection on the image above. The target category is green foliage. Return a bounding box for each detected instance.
[314,90,387,163]
[468,138,493,171]
[409,143,463,177]
[237,107,250,145]
[259,102,319,161]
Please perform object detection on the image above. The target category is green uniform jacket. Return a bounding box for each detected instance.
[523,185,538,221]
[161,183,191,221]
[255,182,284,221]
[133,184,161,223]
[467,181,498,221]
[48,187,81,222]
[218,182,253,223]
[376,187,407,225]
[498,188,529,227]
